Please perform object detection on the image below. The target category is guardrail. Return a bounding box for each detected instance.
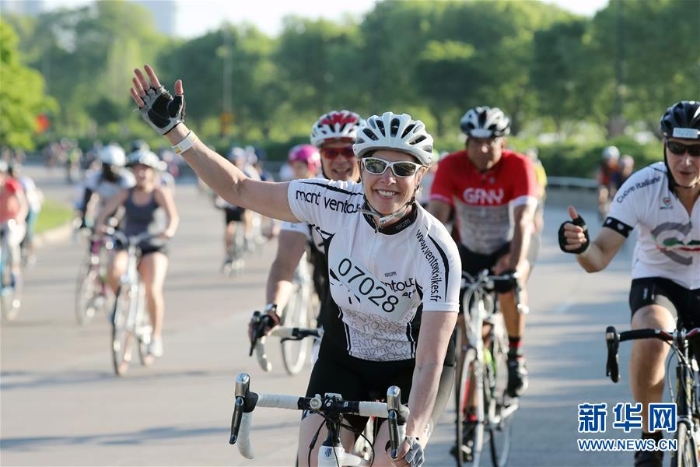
[547,176,598,191]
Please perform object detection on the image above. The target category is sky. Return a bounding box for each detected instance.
[41,0,611,38]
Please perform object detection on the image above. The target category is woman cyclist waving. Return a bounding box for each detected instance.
[130,64,460,467]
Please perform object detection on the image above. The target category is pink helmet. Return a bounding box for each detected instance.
[288,144,321,172]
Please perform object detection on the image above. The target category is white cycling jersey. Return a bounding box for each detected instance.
[83,169,135,207]
[288,179,461,362]
[607,162,700,289]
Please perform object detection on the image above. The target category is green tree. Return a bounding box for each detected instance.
[0,20,56,149]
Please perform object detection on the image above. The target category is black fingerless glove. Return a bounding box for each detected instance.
[558,215,590,254]
[140,86,186,135]
[494,268,518,293]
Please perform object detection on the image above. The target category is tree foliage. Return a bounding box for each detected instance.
[0,20,56,149]
[3,0,698,156]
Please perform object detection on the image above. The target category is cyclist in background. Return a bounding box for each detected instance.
[428,106,538,402]
[559,101,700,467]
[0,161,29,316]
[131,64,461,467]
[612,154,635,191]
[263,112,363,346]
[526,147,547,236]
[95,149,179,358]
[597,145,621,220]
[76,144,135,229]
[8,164,43,266]
[214,146,261,270]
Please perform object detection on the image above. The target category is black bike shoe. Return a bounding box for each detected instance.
[634,449,663,467]
[507,354,529,397]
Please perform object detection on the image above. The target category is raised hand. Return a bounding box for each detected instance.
[557,206,590,254]
[130,64,185,135]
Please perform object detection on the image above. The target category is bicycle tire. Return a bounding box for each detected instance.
[280,282,313,376]
[111,286,135,376]
[134,283,153,366]
[487,322,514,467]
[671,422,698,467]
[75,264,102,325]
[454,335,484,467]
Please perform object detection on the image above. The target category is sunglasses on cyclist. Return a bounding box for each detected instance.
[666,140,700,157]
[362,157,422,177]
[321,147,355,159]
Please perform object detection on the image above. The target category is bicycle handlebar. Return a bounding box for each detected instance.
[605,325,700,383]
[230,373,408,460]
[462,269,529,315]
[249,310,323,372]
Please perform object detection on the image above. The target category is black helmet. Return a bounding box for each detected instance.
[460,106,511,138]
[659,101,700,140]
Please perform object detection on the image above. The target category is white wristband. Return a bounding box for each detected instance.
[171,131,198,155]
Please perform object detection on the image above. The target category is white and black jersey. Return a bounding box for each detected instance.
[607,162,700,289]
[288,179,461,362]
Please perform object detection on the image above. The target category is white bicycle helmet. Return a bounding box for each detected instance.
[602,146,620,161]
[460,106,511,138]
[127,149,166,171]
[99,144,126,167]
[310,110,363,146]
[353,112,434,166]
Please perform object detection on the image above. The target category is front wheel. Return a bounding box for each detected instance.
[75,265,105,325]
[111,286,135,376]
[454,334,483,467]
[672,422,698,467]
[280,282,313,376]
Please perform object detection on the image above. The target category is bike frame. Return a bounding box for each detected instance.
[456,269,524,467]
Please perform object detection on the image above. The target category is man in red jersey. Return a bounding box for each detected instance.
[428,106,538,401]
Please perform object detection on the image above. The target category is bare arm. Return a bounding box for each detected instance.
[406,310,457,441]
[155,187,179,238]
[427,199,452,224]
[265,229,308,310]
[508,202,536,271]
[131,65,298,223]
[561,206,626,272]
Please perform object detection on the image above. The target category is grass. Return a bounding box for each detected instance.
[35,199,74,234]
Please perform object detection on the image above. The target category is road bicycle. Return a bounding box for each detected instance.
[222,219,247,276]
[605,324,700,467]
[453,270,528,467]
[75,231,113,325]
[0,221,21,321]
[229,372,408,466]
[110,230,154,376]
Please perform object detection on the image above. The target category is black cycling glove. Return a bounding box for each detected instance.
[558,215,590,254]
[139,85,186,135]
[494,268,518,293]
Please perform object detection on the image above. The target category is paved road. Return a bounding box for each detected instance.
[2,167,645,466]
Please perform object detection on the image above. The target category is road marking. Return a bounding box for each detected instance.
[553,298,576,314]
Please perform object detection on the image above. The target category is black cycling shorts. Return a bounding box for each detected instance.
[224,207,245,224]
[304,337,455,437]
[630,277,700,328]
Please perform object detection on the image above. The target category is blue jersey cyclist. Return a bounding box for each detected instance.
[130,64,461,467]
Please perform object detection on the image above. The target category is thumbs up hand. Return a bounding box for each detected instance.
[558,206,590,254]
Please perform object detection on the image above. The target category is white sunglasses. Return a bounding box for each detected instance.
[362,157,422,177]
